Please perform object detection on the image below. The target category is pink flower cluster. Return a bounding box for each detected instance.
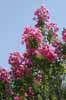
[22,27,43,49]
[52,40,62,47]
[8,52,24,66]
[0,68,11,83]
[8,52,26,79]
[47,23,59,32]
[40,44,58,62]
[34,6,50,22]
[47,23,59,38]
[62,28,66,42]
[23,51,32,65]
[12,64,25,79]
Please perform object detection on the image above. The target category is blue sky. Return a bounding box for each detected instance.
[0,0,66,70]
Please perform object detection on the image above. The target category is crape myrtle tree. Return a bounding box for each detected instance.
[0,5,66,100]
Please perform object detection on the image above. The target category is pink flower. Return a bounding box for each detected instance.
[12,64,25,79]
[34,6,50,22]
[0,68,11,83]
[22,27,43,49]
[14,96,20,100]
[8,52,24,66]
[40,44,58,62]
[62,28,66,42]
[47,23,59,32]
[23,51,33,65]
[52,40,62,48]
[46,23,59,38]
